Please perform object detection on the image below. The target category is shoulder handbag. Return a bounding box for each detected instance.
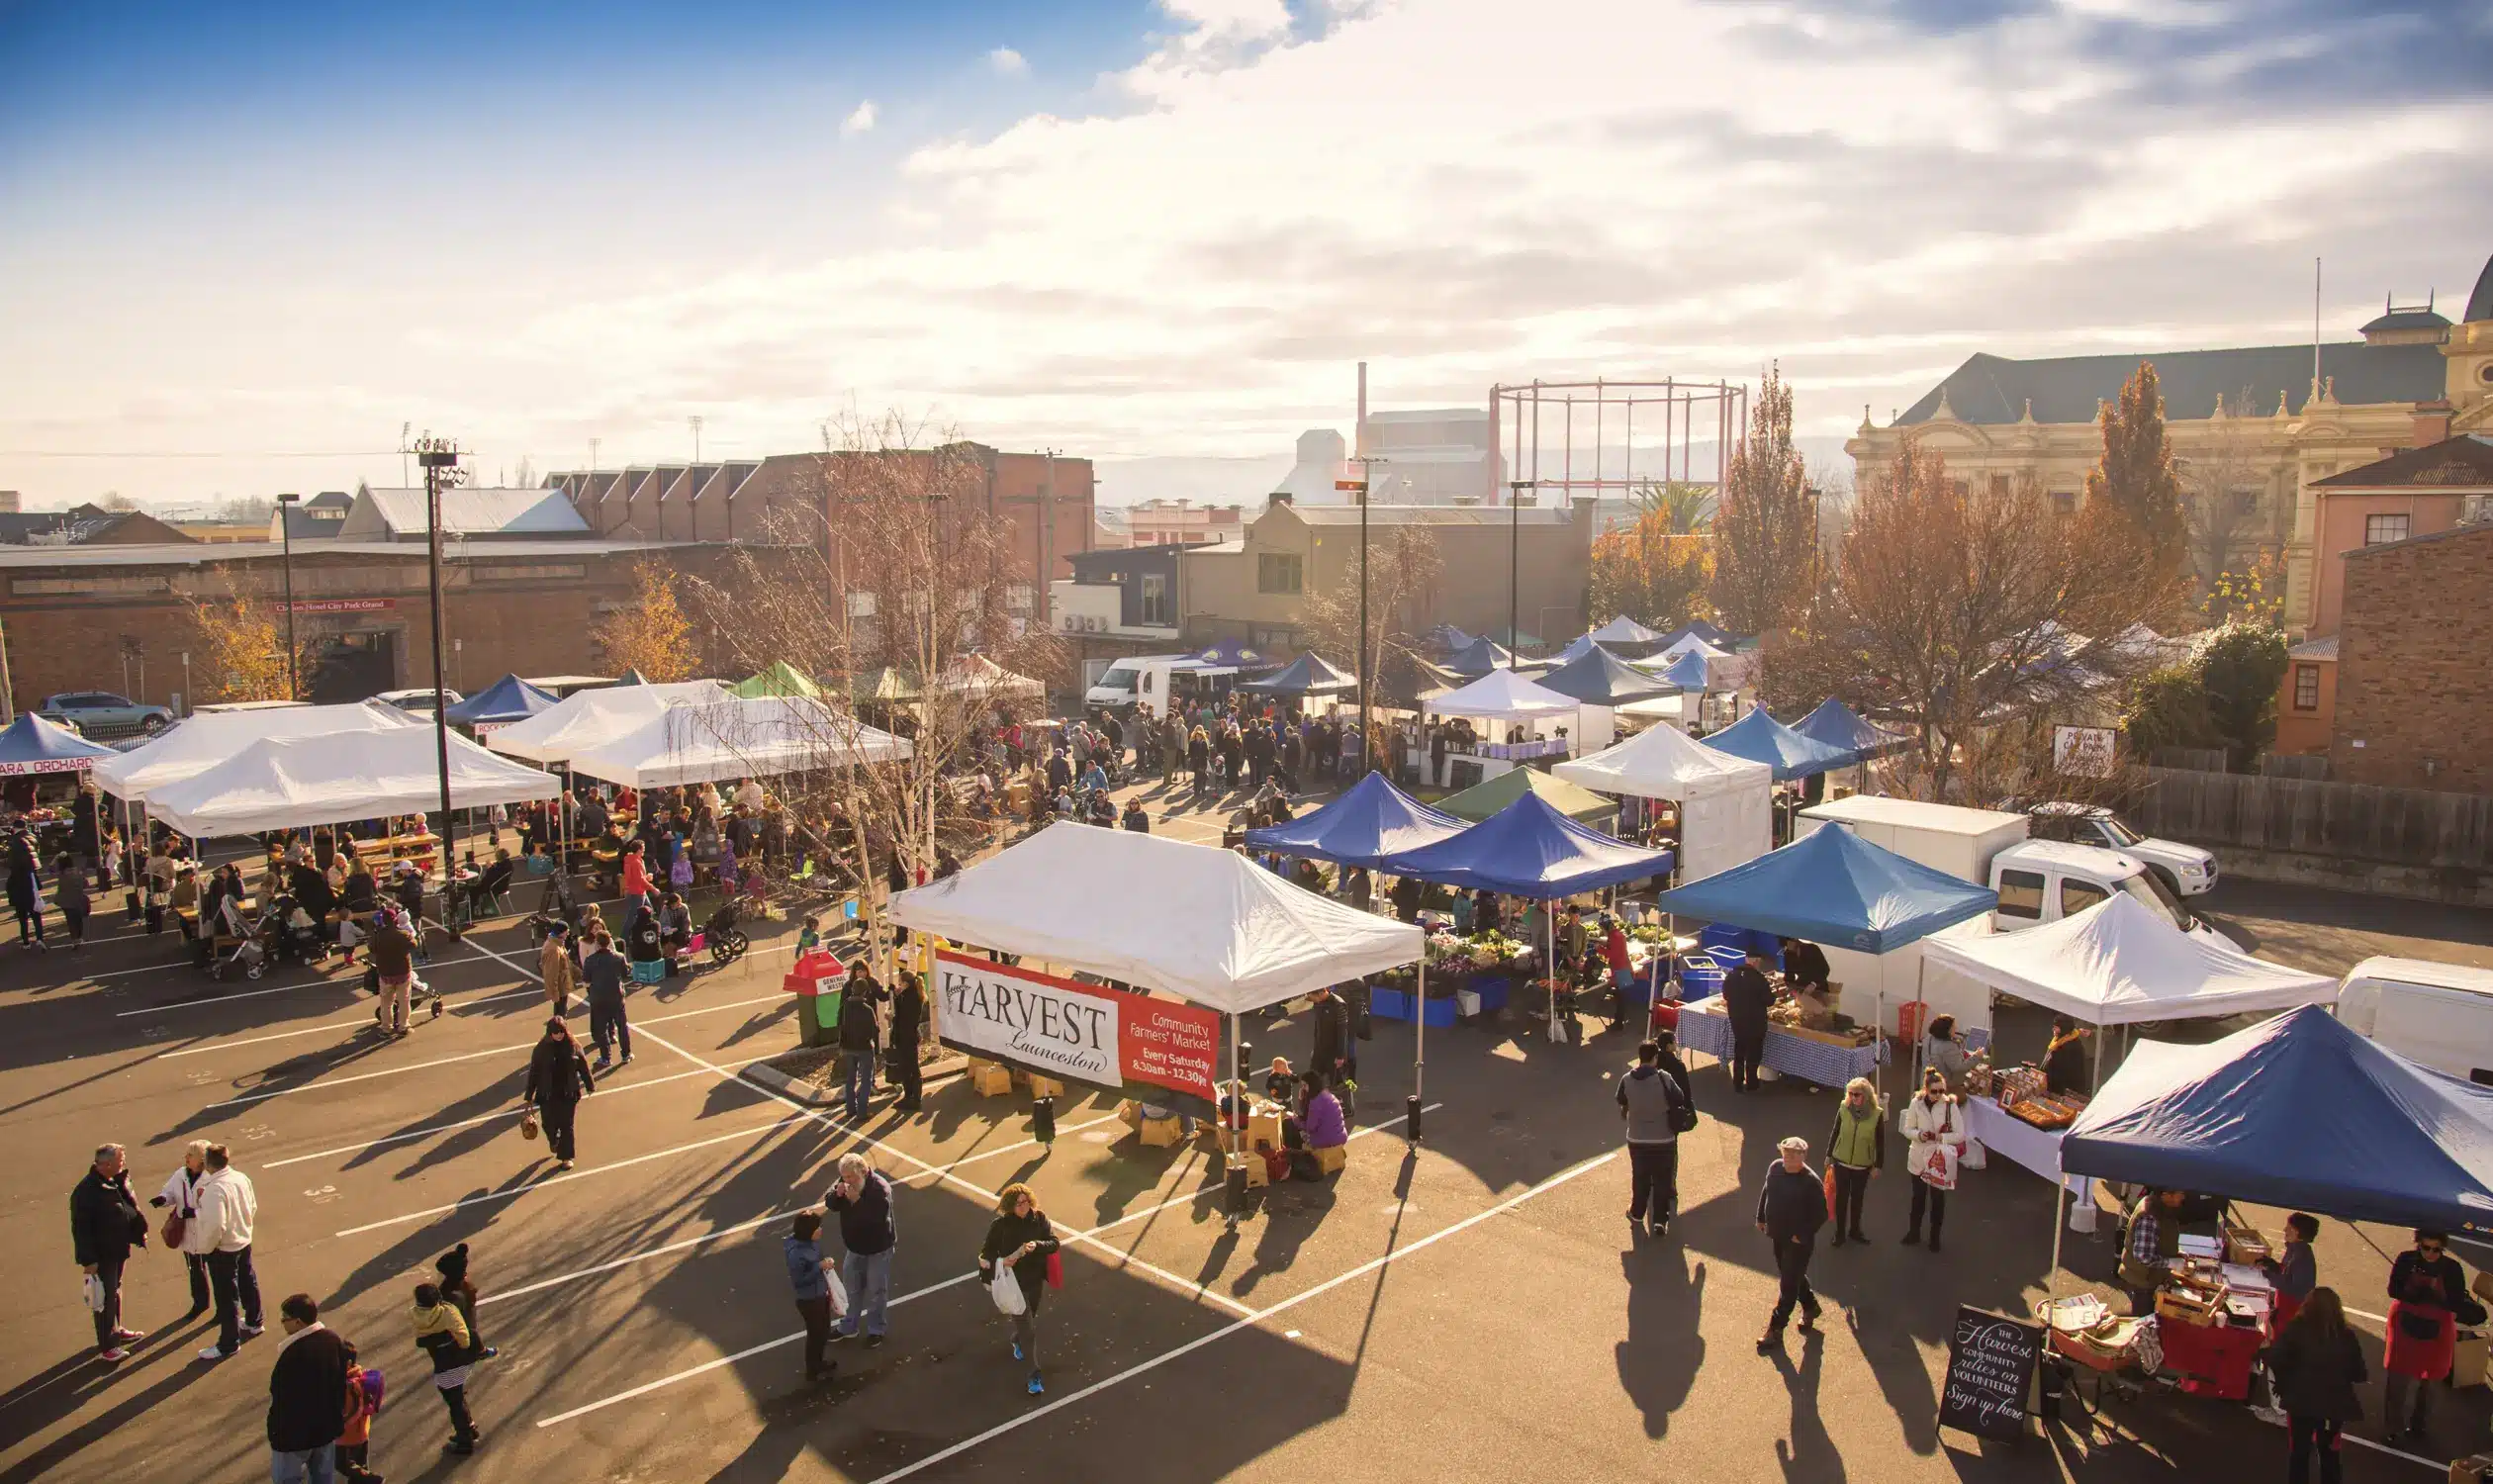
[519,1108,541,1141]
[2395,1306,2444,1342]
[161,1208,187,1249]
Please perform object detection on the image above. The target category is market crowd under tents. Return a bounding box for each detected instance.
[561,696,913,789]
[140,722,563,839]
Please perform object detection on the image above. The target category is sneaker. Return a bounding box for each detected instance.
[555,1159,574,1171]
[98,1347,130,1363]
[199,1345,233,1362]
[239,1323,264,1340]
[1027,1371,1045,1395]
[864,1334,884,1349]
[478,1346,500,1360]
[1798,1313,1822,1336]
[1011,1342,1023,1361]
[619,1055,633,1066]
[1830,1233,1847,1248]
[1755,1331,1782,1354]
[443,1438,476,1456]
[593,1058,613,1072]
[831,1328,858,1345]
[110,1327,145,1343]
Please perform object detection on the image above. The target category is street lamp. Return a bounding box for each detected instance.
[275,493,302,698]
[1507,480,1538,668]
[414,434,465,898]
[1342,457,1386,775]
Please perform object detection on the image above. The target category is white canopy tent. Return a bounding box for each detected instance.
[1922,892,2339,1028]
[564,696,912,788]
[1644,635,1729,670]
[1554,722,1773,881]
[893,823,1422,1012]
[143,724,561,838]
[936,655,1047,700]
[485,680,733,765]
[92,700,420,803]
[1421,667,1582,724]
[893,825,1427,1195]
[1587,615,1663,645]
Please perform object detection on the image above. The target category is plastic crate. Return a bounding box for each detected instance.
[1467,974,1512,1014]
[1676,953,1725,1001]
[1370,987,1413,1021]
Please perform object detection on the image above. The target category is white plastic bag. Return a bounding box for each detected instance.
[825,1264,849,1319]
[988,1263,1028,1317]
[82,1272,106,1313]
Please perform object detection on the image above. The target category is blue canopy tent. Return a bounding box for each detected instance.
[1551,633,1611,665]
[1424,623,1475,654]
[1534,646,1673,707]
[1244,770,1466,869]
[1792,698,1908,768]
[0,711,120,775]
[1702,706,1853,783]
[1381,791,1675,1044]
[441,675,562,728]
[1657,619,1735,650]
[1236,652,1358,697]
[1442,635,1533,679]
[1659,649,1712,692]
[2063,1006,2493,1233]
[1193,638,1278,671]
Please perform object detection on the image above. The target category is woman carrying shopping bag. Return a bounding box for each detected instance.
[1898,1067,1963,1253]
[977,1182,1061,1397]
[1823,1077,1885,1248]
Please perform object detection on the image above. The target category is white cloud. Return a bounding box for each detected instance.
[988,46,1028,76]
[842,99,877,136]
[4,0,2488,502]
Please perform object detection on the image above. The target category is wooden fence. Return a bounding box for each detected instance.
[2132,767,2493,870]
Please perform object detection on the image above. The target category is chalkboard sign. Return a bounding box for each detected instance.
[1939,1305,2041,1442]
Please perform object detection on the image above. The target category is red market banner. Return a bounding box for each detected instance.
[933,950,1220,1103]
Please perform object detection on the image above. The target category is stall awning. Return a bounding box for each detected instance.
[937,655,1047,699]
[1442,636,1542,679]
[1588,615,1664,646]
[1243,770,1466,868]
[1921,893,2337,1026]
[92,701,421,801]
[565,696,910,788]
[730,662,823,700]
[144,724,561,837]
[1555,719,1771,802]
[2062,1006,2493,1232]
[1653,649,1714,692]
[1236,652,1358,696]
[441,674,562,727]
[891,823,1422,1014]
[1533,646,1673,706]
[0,712,120,775]
[1422,668,1580,723]
[485,681,735,765]
[1651,824,1997,953]
[1792,698,1909,765]
[1702,706,1853,782]
[1655,620,1735,651]
[1437,766,1617,824]
[1380,791,1673,899]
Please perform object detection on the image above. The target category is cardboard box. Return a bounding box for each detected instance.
[1241,1149,1272,1188]
[1140,1114,1183,1148]
[1116,1099,1142,1128]
[2454,1333,2489,1390]
[1026,1074,1066,1099]
[2223,1225,2271,1265]
[1247,1110,1286,1156]
[970,1064,1014,1097]
[1313,1144,1347,1175]
[2449,1454,2493,1484]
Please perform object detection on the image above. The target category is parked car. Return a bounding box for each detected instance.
[372,687,462,717]
[36,691,173,735]
[2025,801,2218,897]
[2336,958,2493,1085]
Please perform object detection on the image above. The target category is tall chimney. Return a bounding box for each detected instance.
[1355,362,1369,457]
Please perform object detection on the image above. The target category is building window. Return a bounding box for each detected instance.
[1139,573,1170,625]
[2050,491,2078,516]
[2293,664,2320,711]
[1256,553,1303,595]
[2363,513,2409,546]
[1006,584,1033,611]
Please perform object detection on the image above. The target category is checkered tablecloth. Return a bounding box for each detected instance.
[1676,1007,1882,1089]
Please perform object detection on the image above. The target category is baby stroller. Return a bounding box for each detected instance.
[207,910,270,981]
[264,893,328,968]
[703,900,748,967]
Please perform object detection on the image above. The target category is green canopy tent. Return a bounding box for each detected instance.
[1436,765,1618,825]
[849,666,924,703]
[731,662,823,699]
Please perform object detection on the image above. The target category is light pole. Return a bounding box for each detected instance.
[276,493,302,698]
[415,434,464,897]
[1507,480,1537,667]
[1342,456,1386,775]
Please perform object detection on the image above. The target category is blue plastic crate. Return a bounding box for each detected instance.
[1420,995,1458,1028]
[1370,987,1414,1021]
[1676,952,1725,1001]
[1467,974,1512,1014]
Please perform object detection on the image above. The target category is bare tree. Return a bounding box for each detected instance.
[2178,387,2286,615]
[1762,441,2179,801]
[1299,523,1443,712]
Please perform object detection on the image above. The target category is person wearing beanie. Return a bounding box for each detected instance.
[412,1283,481,1455]
[433,1244,495,1362]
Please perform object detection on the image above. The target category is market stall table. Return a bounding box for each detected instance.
[1965,1095,2087,1195]
[1675,997,1880,1088]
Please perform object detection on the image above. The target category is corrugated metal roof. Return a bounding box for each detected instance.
[1289,505,1571,526]
[344,488,592,538]
[0,538,691,570]
[1897,340,2447,426]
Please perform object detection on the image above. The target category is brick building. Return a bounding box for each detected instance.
[2327,520,2493,789]
[0,538,718,717]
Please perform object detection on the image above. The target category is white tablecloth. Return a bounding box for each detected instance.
[1966,1095,2086,1194]
[1677,1004,1881,1089]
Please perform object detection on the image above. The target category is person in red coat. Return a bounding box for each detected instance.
[2382,1229,2474,1445]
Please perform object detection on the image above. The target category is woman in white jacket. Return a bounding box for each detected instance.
[190,1145,263,1361]
[151,1140,213,1318]
[1898,1067,1964,1253]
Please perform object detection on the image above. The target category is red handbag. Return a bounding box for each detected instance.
[1045,1252,1063,1290]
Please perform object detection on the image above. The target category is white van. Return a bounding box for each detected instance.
[2337,958,2493,1085]
[1985,839,2229,947]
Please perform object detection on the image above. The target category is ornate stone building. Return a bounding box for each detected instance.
[1846,252,2493,633]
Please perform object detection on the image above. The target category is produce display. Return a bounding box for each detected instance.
[1986,1063,2089,1128]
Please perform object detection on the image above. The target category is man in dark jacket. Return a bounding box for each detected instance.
[522,1018,595,1170]
[1722,946,1775,1093]
[267,1293,350,1482]
[885,971,926,1112]
[1779,937,1832,996]
[1617,1040,1690,1237]
[71,1142,148,1360]
[823,1153,897,1345]
[838,965,884,1122]
[1654,1029,1696,1113]
[1308,985,1353,1089]
[582,931,632,1068]
[1755,1136,1828,1350]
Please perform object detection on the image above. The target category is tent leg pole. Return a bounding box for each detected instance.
[2047,1180,2067,1302]
[1548,906,1559,1043]
[1410,954,1425,1145]
[1227,1010,1244,1229]
[2092,1021,2106,1092]
[1912,957,1928,1089]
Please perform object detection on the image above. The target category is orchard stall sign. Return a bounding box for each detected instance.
[933,950,1220,1104]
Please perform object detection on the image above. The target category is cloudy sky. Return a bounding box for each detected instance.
[3,0,2488,507]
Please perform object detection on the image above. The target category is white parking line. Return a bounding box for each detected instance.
[202,992,788,1106]
[263,1064,769,1169]
[109,952,506,1012]
[332,1112,815,1237]
[889,1111,1127,1185]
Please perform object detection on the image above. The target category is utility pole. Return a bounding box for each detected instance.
[690,416,703,464]
[415,433,464,897]
[276,493,302,698]
[1343,455,1386,775]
